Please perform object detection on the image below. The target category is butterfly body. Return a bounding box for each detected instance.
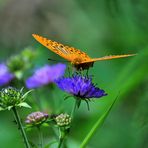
[32,34,136,70]
[74,61,94,70]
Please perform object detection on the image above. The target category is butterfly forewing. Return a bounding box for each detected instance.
[32,34,91,63]
[32,34,73,61]
[80,54,136,64]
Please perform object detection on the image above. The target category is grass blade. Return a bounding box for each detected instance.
[80,95,118,148]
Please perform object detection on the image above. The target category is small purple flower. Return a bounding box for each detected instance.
[55,75,107,99]
[25,63,66,89]
[0,63,14,86]
[25,111,49,126]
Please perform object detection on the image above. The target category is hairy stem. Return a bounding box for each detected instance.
[38,126,43,148]
[12,107,30,148]
[58,128,66,148]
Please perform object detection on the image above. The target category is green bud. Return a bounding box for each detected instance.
[21,47,36,62]
[0,87,31,110]
[7,55,25,72]
[55,113,71,127]
[7,47,36,79]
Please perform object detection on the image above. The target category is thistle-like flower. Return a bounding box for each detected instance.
[0,87,31,110]
[25,63,66,89]
[54,113,71,127]
[0,63,14,86]
[55,75,107,109]
[25,111,49,126]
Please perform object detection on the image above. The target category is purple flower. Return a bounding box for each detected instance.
[25,63,66,89]
[25,111,49,126]
[0,63,14,86]
[55,75,107,100]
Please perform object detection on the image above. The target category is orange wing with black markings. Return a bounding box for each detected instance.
[80,54,136,64]
[32,34,136,69]
[32,34,91,63]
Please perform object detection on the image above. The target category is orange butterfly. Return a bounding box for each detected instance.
[32,34,136,70]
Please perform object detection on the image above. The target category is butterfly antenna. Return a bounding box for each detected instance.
[48,58,69,63]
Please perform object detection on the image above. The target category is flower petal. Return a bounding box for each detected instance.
[55,75,107,99]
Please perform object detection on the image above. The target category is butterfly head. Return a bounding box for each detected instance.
[71,57,94,70]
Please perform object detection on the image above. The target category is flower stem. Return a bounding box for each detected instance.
[71,99,77,119]
[58,128,66,148]
[57,99,77,148]
[37,126,43,148]
[12,107,30,148]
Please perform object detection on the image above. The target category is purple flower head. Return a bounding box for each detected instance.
[25,63,66,89]
[25,111,49,126]
[55,75,107,100]
[0,63,14,86]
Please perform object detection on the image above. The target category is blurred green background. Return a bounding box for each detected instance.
[0,0,148,148]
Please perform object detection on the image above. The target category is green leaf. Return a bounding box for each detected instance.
[25,126,33,131]
[0,107,4,111]
[14,70,24,80]
[18,102,31,108]
[80,95,118,148]
[44,140,57,148]
[7,106,13,110]
[22,89,34,99]
[42,123,49,127]
[28,140,38,148]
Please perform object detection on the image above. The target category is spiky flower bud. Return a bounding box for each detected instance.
[55,113,71,127]
[0,87,31,110]
[7,55,25,79]
[25,111,49,126]
[21,47,36,62]
[7,48,36,79]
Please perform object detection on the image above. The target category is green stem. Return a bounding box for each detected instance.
[37,126,43,148]
[58,128,66,148]
[55,99,76,148]
[71,99,77,119]
[58,99,77,148]
[12,107,30,148]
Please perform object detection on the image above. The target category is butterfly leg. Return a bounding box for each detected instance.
[86,69,89,78]
[72,67,77,75]
[79,67,84,76]
[67,64,71,77]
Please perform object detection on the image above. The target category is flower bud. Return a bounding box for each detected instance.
[0,87,31,110]
[55,113,71,127]
[25,111,49,126]
[0,87,23,107]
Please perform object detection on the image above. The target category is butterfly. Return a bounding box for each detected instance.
[32,34,136,70]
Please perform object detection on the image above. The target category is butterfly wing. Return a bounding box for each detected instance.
[32,34,136,66]
[80,54,136,64]
[32,34,91,63]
